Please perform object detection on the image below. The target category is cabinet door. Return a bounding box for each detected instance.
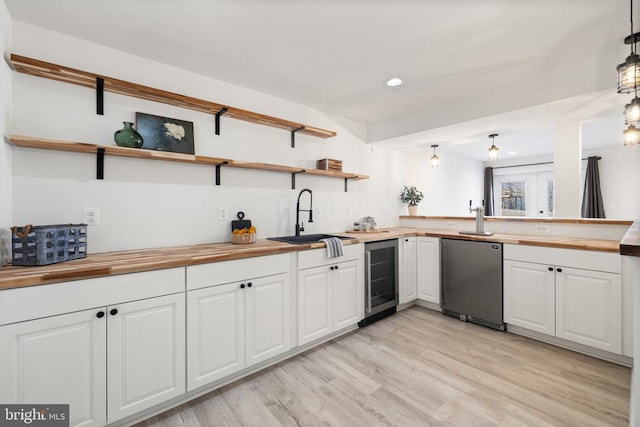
[334,260,362,330]
[187,283,245,391]
[107,293,186,422]
[503,260,555,335]
[245,273,291,367]
[417,237,440,303]
[0,309,107,427]
[400,237,417,304]
[556,267,622,353]
[298,266,332,345]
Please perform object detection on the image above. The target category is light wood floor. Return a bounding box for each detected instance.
[137,306,630,426]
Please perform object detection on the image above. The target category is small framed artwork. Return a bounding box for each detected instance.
[135,112,195,154]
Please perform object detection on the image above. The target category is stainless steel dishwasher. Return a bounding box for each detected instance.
[440,238,505,330]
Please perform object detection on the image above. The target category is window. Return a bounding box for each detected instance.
[493,169,554,217]
[500,181,526,216]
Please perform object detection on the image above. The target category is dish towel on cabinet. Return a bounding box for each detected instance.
[319,237,344,258]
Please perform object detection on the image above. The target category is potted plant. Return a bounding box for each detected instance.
[400,185,423,216]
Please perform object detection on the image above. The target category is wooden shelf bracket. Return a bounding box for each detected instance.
[214,107,228,136]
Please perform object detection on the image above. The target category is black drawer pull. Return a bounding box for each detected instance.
[110,308,118,316]
[96,311,105,319]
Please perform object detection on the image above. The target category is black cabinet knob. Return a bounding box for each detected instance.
[110,308,118,316]
[405,239,409,242]
[240,283,245,289]
[556,268,562,273]
[247,282,253,288]
[334,265,339,270]
[548,267,553,271]
[330,266,335,270]
[96,311,105,319]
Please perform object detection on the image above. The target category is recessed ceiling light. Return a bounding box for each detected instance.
[385,77,403,87]
[508,151,517,156]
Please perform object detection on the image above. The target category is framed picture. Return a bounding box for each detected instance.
[135,112,195,154]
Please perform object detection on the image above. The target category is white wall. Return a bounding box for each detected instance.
[9,21,404,253]
[404,148,484,216]
[0,1,12,266]
[583,146,640,220]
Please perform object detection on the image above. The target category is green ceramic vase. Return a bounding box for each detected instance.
[114,121,143,148]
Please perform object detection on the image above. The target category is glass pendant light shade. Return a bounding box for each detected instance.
[617,53,640,93]
[430,144,439,167]
[624,124,640,145]
[488,133,499,161]
[625,96,640,124]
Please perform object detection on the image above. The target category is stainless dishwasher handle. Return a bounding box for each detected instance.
[366,251,372,313]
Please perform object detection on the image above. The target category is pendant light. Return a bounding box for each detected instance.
[618,0,640,93]
[488,133,499,161]
[625,96,640,124]
[430,144,439,167]
[624,124,640,145]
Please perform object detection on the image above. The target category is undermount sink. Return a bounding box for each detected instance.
[459,231,494,236]
[268,233,355,245]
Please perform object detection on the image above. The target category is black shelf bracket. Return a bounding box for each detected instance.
[291,170,305,190]
[344,176,359,192]
[96,77,104,115]
[215,108,228,135]
[291,126,305,148]
[215,161,228,185]
[96,147,105,180]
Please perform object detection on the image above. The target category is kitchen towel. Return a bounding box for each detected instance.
[319,237,344,258]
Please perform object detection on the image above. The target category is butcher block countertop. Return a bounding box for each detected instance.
[0,227,623,291]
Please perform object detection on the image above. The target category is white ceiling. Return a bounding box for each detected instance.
[3,0,634,156]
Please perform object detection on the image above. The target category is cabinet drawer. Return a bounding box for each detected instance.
[298,243,362,270]
[0,268,185,326]
[504,244,621,273]
[187,253,290,290]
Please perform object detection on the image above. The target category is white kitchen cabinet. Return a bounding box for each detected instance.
[555,267,622,353]
[0,309,107,427]
[399,237,417,304]
[298,256,362,346]
[187,282,244,390]
[245,273,291,366]
[0,268,186,426]
[0,292,185,426]
[417,237,440,304]
[187,272,290,391]
[503,244,623,355]
[503,260,555,335]
[107,293,186,422]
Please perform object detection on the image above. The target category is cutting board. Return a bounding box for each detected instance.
[231,211,252,231]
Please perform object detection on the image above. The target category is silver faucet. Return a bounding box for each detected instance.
[295,188,313,236]
[469,200,485,234]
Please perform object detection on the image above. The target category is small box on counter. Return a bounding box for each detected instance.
[11,224,87,266]
[316,158,343,171]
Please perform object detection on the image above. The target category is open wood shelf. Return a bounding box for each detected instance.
[10,54,337,140]
[8,135,369,190]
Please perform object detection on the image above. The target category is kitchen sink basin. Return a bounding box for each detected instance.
[268,233,354,245]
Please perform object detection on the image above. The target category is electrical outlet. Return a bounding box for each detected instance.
[83,207,100,226]
[346,206,352,216]
[314,207,321,218]
[218,206,229,220]
[535,225,549,233]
